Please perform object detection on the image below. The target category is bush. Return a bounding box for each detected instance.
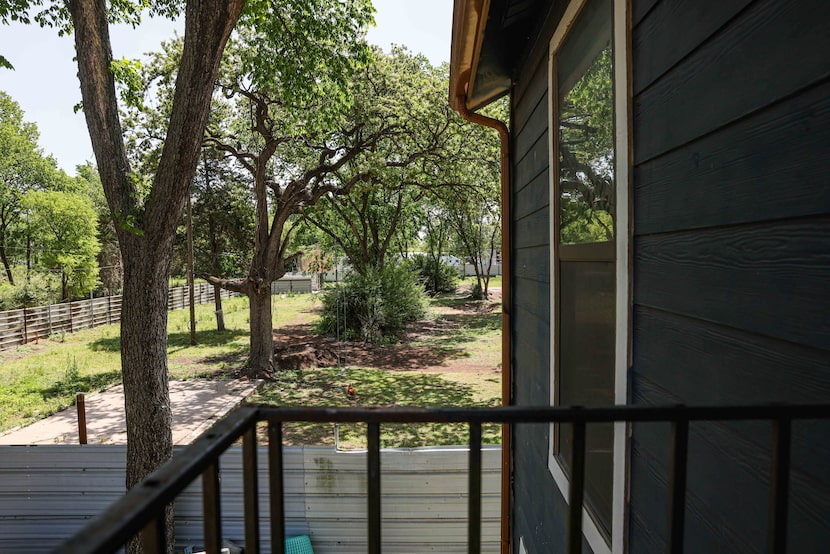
[0,273,60,310]
[317,261,428,343]
[412,255,458,295]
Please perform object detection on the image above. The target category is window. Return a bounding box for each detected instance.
[548,0,628,552]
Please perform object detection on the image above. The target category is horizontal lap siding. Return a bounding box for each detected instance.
[630,0,830,551]
[510,14,580,550]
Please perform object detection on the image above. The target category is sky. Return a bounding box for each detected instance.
[0,0,453,176]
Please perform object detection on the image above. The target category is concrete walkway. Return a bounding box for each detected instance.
[0,379,260,445]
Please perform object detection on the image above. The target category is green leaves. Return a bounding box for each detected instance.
[22,189,102,298]
[110,57,145,110]
[230,0,375,129]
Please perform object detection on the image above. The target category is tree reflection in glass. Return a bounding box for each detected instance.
[558,44,615,245]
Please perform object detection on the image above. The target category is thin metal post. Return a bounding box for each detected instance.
[187,192,196,346]
[269,422,285,554]
[203,461,222,554]
[368,422,381,554]
[22,306,28,344]
[47,297,53,336]
[243,428,260,554]
[140,515,166,554]
[666,417,689,554]
[468,422,482,554]
[769,417,792,554]
[76,393,87,445]
[566,421,586,554]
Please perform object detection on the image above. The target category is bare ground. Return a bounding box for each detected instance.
[271,286,502,375]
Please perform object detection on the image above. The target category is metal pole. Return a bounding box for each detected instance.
[187,193,196,346]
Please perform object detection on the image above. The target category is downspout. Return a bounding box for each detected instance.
[455,94,512,554]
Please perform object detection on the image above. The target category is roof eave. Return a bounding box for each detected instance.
[449,0,502,112]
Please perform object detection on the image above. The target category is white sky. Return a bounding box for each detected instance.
[0,0,453,176]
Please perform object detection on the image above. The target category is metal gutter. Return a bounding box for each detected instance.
[450,3,512,551]
[453,94,512,554]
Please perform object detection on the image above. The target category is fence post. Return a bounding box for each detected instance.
[107,295,111,325]
[47,297,53,337]
[22,307,28,345]
[68,300,73,333]
[76,393,87,445]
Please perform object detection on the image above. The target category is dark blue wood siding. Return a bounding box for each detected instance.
[510,41,568,552]
[629,0,830,552]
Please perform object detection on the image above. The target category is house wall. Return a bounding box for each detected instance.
[509,2,586,552]
[508,0,830,552]
[629,0,830,551]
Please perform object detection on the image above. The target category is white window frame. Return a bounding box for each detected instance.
[546,1,630,553]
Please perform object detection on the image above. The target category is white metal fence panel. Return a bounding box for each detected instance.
[271,278,313,294]
[0,444,501,553]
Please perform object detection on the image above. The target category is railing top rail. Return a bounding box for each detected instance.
[253,403,830,424]
[55,402,830,554]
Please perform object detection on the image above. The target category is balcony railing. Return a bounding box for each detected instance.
[54,403,830,554]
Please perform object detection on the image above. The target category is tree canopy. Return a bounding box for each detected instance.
[3,2,376,549]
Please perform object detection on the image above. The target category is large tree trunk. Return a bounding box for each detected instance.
[248,284,274,377]
[121,251,174,549]
[67,1,243,551]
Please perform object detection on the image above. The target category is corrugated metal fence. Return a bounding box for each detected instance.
[0,444,500,553]
[0,275,314,352]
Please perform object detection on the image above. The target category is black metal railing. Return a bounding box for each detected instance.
[54,403,830,554]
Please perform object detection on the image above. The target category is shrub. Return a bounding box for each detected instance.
[317,261,428,343]
[0,273,60,310]
[412,254,458,295]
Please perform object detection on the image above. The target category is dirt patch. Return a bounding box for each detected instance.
[272,287,502,374]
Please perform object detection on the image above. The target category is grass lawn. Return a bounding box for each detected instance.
[0,293,315,433]
[254,367,501,449]
[251,286,503,448]
[0,286,503,448]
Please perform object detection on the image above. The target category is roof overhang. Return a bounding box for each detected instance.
[449,0,551,112]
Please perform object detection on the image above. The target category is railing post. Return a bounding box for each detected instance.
[140,515,167,554]
[666,415,689,554]
[243,427,260,554]
[269,422,286,554]
[567,420,586,554]
[769,416,792,554]
[203,461,222,554]
[469,422,482,554]
[368,422,381,554]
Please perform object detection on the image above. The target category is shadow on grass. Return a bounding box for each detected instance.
[167,329,249,348]
[409,310,500,349]
[252,367,501,447]
[88,328,249,352]
[430,292,501,311]
[441,312,501,332]
[40,370,122,399]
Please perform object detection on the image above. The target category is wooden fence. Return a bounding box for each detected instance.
[0,284,237,352]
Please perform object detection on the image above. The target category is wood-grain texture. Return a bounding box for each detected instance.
[629,0,830,550]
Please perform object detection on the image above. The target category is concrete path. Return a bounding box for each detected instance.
[0,379,260,445]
